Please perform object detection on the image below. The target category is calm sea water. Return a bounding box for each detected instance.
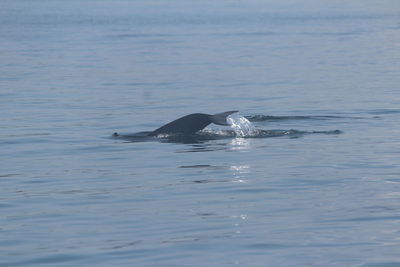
[1,0,400,266]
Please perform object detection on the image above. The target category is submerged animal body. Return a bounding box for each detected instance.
[150,111,238,136]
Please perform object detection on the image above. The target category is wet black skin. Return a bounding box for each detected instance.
[150,113,213,136]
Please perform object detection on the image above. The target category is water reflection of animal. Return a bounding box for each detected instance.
[113,111,238,137]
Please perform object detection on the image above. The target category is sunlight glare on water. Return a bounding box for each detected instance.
[227,114,257,137]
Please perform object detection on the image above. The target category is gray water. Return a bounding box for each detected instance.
[1,0,400,266]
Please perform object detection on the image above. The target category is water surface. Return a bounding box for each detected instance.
[1,0,400,266]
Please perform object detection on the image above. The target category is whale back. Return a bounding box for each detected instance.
[150,113,212,136]
[149,111,238,136]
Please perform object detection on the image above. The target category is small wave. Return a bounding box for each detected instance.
[201,128,342,139]
[227,114,258,137]
[199,128,236,137]
[112,128,341,143]
[245,129,342,138]
[367,109,400,115]
[178,165,226,170]
[226,114,342,138]
[246,115,347,122]
[111,131,154,142]
[179,165,213,168]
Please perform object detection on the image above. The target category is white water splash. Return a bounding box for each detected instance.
[227,113,257,137]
